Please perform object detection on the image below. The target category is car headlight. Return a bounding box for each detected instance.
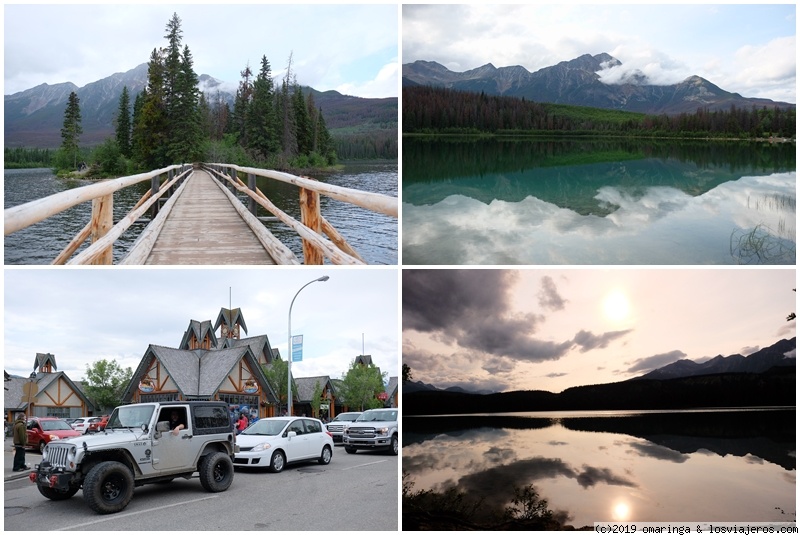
[250,442,273,452]
[376,427,389,436]
[48,434,60,442]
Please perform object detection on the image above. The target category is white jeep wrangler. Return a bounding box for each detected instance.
[31,401,237,514]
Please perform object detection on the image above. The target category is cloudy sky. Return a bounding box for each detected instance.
[4,268,398,387]
[403,269,796,393]
[4,3,398,98]
[403,3,796,103]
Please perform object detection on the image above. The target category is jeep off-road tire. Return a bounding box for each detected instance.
[83,461,135,514]
[37,485,79,501]
[269,450,286,473]
[318,445,332,465]
[199,452,234,492]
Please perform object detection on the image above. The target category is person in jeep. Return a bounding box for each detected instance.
[167,409,185,435]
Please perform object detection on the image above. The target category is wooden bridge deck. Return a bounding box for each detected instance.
[143,170,277,265]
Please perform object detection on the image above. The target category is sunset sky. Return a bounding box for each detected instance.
[403,269,796,393]
[403,3,796,103]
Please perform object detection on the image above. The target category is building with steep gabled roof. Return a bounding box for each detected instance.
[121,307,282,418]
[4,354,95,422]
[179,320,218,350]
[294,376,337,420]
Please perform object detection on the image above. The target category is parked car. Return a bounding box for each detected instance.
[325,412,362,444]
[70,417,95,434]
[89,415,109,433]
[343,407,398,456]
[233,416,333,473]
[26,417,82,454]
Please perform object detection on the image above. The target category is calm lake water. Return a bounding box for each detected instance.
[4,162,398,265]
[403,409,796,527]
[402,138,796,265]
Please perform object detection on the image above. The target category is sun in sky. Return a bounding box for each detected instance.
[602,289,632,324]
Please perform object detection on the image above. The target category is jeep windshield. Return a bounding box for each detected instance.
[107,405,155,430]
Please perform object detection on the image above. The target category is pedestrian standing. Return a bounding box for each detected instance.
[12,413,29,472]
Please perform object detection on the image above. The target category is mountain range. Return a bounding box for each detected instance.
[402,52,795,115]
[5,64,397,148]
[406,337,796,396]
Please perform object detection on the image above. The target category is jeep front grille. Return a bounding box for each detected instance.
[46,444,71,468]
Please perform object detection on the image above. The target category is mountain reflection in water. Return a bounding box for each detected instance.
[402,139,796,265]
[402,409,796,526]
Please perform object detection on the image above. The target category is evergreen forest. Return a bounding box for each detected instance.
[403,85,796,139]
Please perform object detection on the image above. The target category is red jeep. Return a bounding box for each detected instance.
[26,417,81,454]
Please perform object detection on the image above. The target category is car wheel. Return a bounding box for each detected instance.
[269,450,286,473]
[39,441,47,454]
[38,485,79,501]
[389,434,398,456]
[199,452,234,492]
[83,461,134,514]
[318,445,332,465]
[344,445,357,454]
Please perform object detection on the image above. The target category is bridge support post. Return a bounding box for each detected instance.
[150,173,160,219]
[300,186,323,265]
[247,173,257,216]
[90,194,114,265]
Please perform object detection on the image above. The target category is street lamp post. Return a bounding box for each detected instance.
[287,275,329,416]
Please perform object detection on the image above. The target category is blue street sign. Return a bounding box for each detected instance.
[292,334,303,362]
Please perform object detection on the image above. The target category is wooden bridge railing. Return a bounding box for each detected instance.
[4,163,397,265]
[204,163,398,265]
[4,165,191,265]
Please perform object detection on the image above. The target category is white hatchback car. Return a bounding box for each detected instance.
[233,416,334,473]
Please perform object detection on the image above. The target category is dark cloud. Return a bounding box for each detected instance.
[403,269,521,333]
[538,275,568,311]
[625,350,687,374]
[545,372,568,378]
[404,270,632,365]
[572,329,632,352]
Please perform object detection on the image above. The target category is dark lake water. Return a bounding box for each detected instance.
[4,162,398,265]
[403,408,796,527]
[402,138,796,265]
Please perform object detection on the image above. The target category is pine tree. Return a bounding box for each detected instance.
[231,64,254,146]
[278,53,298,160]
[115,86,132,158]
[60,91,83,170]
[293,85,312,156]
[246,55,280,161]
[134,48,168,168]
[168,44,202,163]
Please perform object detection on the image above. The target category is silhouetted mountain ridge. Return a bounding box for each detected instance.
[404,338,795,415]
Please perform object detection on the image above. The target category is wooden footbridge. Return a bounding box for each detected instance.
[4,164,397,265]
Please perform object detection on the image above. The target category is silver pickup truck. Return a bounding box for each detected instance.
[342,408,398,456]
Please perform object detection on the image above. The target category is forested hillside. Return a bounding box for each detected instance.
[403,85,796,138]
